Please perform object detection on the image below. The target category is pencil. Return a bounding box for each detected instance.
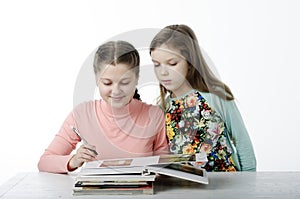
[71,125,98,155]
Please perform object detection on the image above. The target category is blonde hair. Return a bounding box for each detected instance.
[150,24,234,107]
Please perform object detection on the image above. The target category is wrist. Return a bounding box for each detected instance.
[67,155,78,171]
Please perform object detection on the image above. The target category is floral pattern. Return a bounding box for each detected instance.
[165,91,236,172]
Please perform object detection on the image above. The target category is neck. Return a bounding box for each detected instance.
[171,85,193,98]
[100,99,137,117]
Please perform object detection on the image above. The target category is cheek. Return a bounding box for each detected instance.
[169,67,185,79]
[98,86,110,96]
[182,63,189,76]
[120,83,136,94]
[154,67,160,77]
[176,64,189,79]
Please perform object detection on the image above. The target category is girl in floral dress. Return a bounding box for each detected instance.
[150,24,256,171]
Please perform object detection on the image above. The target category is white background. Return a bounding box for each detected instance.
[1,0,300,185]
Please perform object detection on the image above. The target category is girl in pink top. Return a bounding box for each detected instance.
[38,41,169,173]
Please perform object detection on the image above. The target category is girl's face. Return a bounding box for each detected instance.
[97,63,138,108]
[151,45,192,97]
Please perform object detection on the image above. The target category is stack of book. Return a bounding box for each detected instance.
[72,154,208,195]
[73,173,156,195]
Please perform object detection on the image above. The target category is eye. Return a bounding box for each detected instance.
[101,80,112,86]
[169,62,177,66]
[152,61,160,67]
[120,81,130,85]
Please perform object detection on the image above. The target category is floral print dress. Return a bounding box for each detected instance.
[165,90,237,172]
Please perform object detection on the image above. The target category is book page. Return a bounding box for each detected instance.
[84,156,160,169]
[146,163,208,184]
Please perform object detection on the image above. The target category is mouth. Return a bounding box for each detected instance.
[110,96,124,101]
[161,80,171,85]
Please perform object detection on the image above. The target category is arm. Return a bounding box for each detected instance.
[201,92,256,171]
[153,107,170,155]
[221,99,257,171]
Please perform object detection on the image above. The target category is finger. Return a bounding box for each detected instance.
[77,152,97,162]
[77,145,97,156]
[82,145,98,156]
[80,148,97,159]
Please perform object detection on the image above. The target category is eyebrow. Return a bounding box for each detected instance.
[119,78,131,82]
[152,57,179,63]
[99,77,131,81]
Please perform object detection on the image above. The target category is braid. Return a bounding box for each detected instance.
[133,88,141,101]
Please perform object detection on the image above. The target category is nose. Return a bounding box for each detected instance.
[112,83,121,95]
[160,64,169,76]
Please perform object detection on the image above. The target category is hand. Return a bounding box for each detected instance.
[68,144,98,171]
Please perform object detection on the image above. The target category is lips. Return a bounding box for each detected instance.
[161,80,171,85]
[110,96,124,101]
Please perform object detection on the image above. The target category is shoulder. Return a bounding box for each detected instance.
[132,99,164,116]
[196,90,240,117]
[133,99,163,111]
[72,100,97,117]
[198,90,235,106]
[73,100,95,110]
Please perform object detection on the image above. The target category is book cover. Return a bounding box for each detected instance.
[73,181,154,195]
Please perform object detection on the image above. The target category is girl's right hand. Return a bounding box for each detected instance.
[67,144,98,171]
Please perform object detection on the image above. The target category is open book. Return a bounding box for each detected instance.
[79,154,208,184]
[73,154,208,195]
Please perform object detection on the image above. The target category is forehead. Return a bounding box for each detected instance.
[151,44,184,60]
[99,63,135,79]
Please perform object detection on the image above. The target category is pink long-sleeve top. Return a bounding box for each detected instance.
[38,99,169,173]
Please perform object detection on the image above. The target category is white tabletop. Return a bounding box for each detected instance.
[1,172,300,198]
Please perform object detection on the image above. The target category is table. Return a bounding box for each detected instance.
[1,172,300,198]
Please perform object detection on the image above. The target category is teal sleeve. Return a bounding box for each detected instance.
[222,100,257,171]
[201,92,257,171]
